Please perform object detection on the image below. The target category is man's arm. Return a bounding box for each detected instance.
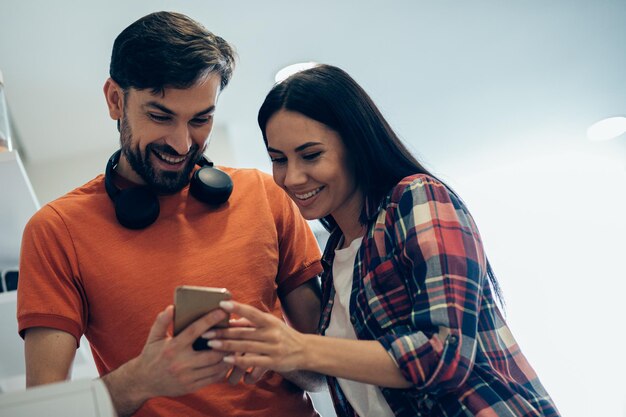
[24,327,77,386]
[100,305,234,417]
[278,279,327,392]
[281,278,321,333]
[27,307,235,417]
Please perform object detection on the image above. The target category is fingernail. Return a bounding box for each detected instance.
[202,330,216,339]
[219,301,234,311]
[223,356,235,364]
[207,340,222,348]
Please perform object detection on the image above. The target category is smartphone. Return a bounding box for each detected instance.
[173,285,232,350]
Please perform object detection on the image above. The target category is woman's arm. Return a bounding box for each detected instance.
[377,176,484,390]
[207,301,412,388]
[225,279,328,391]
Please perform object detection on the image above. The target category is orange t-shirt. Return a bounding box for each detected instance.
[17,167,323,417]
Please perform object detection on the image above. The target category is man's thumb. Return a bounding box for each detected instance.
[146,305,174,342]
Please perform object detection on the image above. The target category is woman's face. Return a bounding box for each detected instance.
[265,110,362,226]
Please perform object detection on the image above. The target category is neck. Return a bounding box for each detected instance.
[115,153,145,185]
[340,225,365,249]
[334,213,366,250]
[331,189,366,249]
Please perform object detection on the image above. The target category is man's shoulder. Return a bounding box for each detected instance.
[22,175,105,236]
[49,174,106,205]
[37,175,108,221]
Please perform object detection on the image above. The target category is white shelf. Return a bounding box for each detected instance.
[0,378,115,417]
[0,150,39,270]
[0,290,99,393]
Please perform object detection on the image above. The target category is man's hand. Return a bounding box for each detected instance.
[102,305,232,417]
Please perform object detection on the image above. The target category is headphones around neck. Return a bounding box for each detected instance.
[104,150,233,229]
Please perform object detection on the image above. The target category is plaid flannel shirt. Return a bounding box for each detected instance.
[319,174,560,417]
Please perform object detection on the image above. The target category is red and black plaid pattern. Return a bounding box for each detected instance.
[319,174,560,417]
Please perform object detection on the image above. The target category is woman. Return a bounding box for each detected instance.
[207,64,560,417]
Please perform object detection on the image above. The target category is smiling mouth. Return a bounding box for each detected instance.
[294,187,323,200]
[152,149,186,165]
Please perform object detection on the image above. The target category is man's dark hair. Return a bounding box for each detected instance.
[110,11,236,94]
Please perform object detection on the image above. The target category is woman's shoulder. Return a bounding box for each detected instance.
[389,173,445,202]
[398,173,441,186]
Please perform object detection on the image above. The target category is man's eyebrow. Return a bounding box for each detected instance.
[145,101,215,116]
[267,142,322,154]
[193,105,216,116]
[145,101,175,115]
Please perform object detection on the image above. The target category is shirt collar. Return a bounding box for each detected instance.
[363,195,385,222]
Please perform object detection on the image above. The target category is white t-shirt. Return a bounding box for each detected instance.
[325,237,395,417]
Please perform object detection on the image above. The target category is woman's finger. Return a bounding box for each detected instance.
[208,338,273,356]
[223,353,273,370]
[219,301,278,327]
[202,326,258,340]
[228,317,255,328]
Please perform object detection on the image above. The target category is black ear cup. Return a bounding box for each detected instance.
[189,166,233,205]
[104,150,232,229]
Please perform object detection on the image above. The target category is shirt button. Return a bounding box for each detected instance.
[350,316,356,324]
[448,335,459,346]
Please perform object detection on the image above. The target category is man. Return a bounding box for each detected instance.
[17,11,324,417]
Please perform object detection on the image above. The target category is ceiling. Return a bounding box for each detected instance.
[1,0,625,175]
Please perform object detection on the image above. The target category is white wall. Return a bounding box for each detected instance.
[437,138,626,417]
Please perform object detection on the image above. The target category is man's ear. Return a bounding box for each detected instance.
[103,78,124,120]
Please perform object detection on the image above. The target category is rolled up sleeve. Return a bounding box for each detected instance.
[378,176,486,393]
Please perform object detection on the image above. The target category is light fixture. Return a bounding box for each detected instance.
[587,116,626,141]
[274,62,318,83]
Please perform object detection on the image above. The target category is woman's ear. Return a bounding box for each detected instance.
[103,78,124,120]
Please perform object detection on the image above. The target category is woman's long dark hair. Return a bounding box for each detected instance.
[257,64,503,305]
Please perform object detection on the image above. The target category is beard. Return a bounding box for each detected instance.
[119,113,203,194]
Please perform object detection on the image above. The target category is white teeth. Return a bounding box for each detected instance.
[294,187,322,200]
[154,150,185,164]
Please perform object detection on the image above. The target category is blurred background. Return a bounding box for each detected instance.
[1,1,625,416]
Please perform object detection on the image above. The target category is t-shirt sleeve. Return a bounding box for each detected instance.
[265,177,323,299]
[17,204,87,345]
[377,176,486,392]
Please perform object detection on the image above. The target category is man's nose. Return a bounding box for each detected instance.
[167,123,193,155]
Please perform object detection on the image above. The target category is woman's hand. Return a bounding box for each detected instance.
[219,317,269,385]
[204,301,308,373]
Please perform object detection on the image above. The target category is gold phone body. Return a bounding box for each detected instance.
[173,285,232,336]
